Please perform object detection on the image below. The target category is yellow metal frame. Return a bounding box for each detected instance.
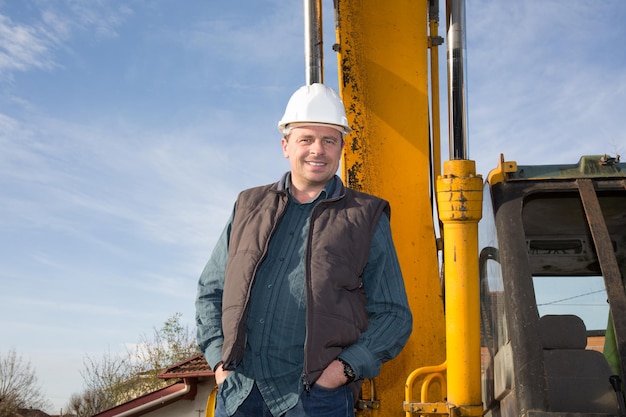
[486,154,518,185]
[405,361,447,406]
[335,0,446,413]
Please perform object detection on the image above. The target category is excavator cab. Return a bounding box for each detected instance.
[479,155,626,417]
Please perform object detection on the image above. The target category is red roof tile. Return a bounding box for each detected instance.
[158,354,214,379]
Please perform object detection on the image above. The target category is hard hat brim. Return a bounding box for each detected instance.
[279,122,350,136]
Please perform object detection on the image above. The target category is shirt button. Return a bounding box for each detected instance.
[267,284,273,289]
[259,318,265,324]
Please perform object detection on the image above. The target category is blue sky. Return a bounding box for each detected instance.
[1,0,625,413]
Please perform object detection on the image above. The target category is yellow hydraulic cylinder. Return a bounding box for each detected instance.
[436,159,483,416]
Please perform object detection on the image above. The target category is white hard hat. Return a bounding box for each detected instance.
[277,83,351,135]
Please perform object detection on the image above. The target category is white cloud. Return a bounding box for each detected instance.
[0,13,57,75]
[0,1,133,80]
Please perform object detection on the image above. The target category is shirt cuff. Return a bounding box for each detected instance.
[338,343,381,380]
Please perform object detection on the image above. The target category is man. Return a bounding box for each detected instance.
[196,83,412,417]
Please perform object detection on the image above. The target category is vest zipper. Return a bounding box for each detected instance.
[302,373,312,392]
[301,185,344,393]
[302,201,323,393]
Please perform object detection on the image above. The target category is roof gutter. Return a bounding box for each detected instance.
[111,379,193,417]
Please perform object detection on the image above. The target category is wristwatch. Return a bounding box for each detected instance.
[338,358,355,383]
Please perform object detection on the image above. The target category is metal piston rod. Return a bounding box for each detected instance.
[446,0,469,160]
[304,0,324,85]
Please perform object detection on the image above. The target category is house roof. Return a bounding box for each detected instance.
[158,354,213,379]
[93,355,214,417]
[15,409,53,417]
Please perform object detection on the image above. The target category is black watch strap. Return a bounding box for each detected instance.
[338,358,355,383]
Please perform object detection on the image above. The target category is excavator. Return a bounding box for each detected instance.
[298,0,626,416]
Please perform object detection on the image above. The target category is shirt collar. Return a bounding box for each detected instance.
[285,173,336,204]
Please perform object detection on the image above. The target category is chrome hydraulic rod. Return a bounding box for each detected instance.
[304,0,324,85]
[446,0,469,160]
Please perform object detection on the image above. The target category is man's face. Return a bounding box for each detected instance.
[281,125,344,191]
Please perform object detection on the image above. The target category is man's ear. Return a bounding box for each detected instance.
[281,137,290,158]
